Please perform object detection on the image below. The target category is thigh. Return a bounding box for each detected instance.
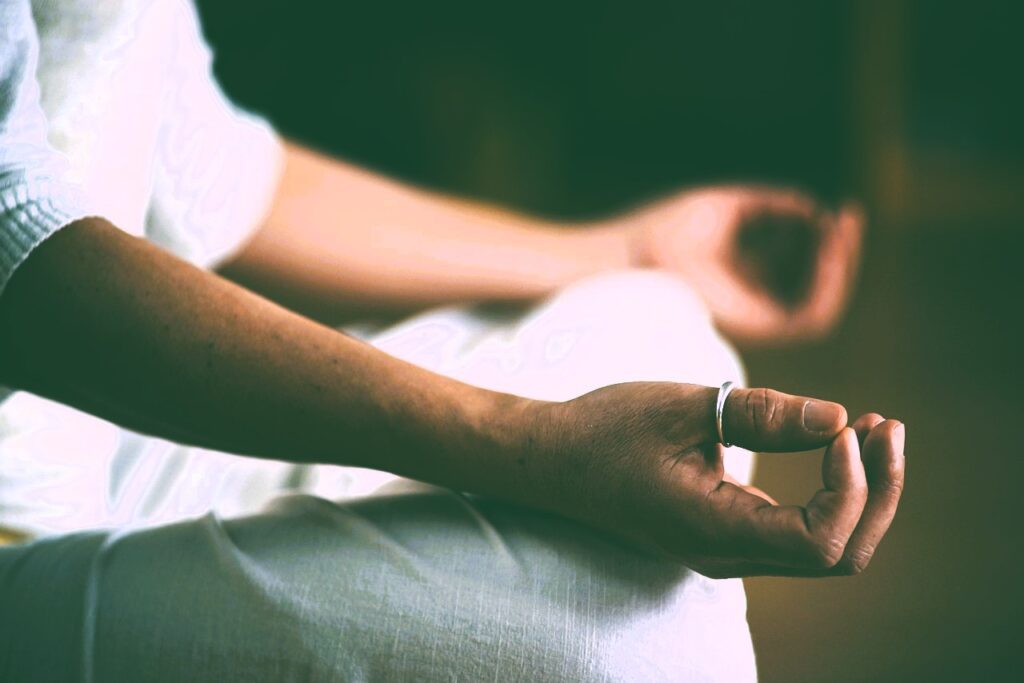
[0,487,756,682]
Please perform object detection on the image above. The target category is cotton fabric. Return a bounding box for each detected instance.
[0,1,758,678]
[1,270,758,681]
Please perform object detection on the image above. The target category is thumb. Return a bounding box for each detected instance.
[717,386,847,452]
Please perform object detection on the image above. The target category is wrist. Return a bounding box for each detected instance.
[579,215,655,271]
[441,386,558,507]
[580,219,648,271]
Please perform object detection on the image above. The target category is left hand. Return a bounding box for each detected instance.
[624,186,864,344]
[509,382,905,578]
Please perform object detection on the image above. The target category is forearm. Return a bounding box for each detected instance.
[218,143,634,323]
[0,218,534,496]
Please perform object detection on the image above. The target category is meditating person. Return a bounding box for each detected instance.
[0,0,906,680]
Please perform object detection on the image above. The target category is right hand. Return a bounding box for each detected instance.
[522,382,905,578]
[625,186,864,344]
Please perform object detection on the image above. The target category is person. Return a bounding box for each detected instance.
[0,0,906,680]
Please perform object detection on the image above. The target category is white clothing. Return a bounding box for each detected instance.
[0,2,758,679]
[0,0,282,401]
[1,269,758,682]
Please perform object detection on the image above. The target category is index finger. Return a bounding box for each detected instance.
[791,204,864,334]
[713,428,868,568]
[831,419,905,574]
[722,420,906,578]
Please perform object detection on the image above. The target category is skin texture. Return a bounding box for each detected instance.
[0,217,904,579]
[218,143,632,323]
[520,384,904,578]
[0,219,522,490]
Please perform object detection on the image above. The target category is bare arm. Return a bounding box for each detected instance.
[218,142,632,323]
[219,144,864,344]
[0,0,899,575]
[0,218,903,578]
[0,218,528,494]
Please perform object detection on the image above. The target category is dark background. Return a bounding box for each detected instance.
[196,1,1024,680]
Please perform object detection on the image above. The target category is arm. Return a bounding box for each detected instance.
[218,142,633,323]
[0,0,902,577]
[0,218,529,495]
[0,217,906,580]
[219,145,863,342]
[1,0,493,475]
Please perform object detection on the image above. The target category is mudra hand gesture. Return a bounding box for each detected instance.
[627,186,864,343]
[520,382,904,578]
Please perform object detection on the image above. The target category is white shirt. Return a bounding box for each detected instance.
[0,0,285,536]
[0,0,88,295]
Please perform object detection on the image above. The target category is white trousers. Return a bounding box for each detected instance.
[0,270,758,682]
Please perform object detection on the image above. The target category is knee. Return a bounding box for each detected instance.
[546,269,712,331]
[81,494,757,682]
[520,269,755,482]
[587,573,758,682]
[339,492,759,682]
[441,498,759,682]
[526,268,746,391]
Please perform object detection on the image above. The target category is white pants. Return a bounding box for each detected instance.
[0,270,757,682]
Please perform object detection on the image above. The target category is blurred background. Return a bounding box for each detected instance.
[196,1,1023,680]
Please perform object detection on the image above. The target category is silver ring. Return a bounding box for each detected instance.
[716,381,735,447]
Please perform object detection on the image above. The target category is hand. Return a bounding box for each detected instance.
[523,382,905,578]
[626,186,864,344]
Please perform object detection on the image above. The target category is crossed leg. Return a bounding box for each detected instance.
[0,270,758,682]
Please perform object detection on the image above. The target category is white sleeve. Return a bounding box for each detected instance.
[30,0,283,268]
[143,0,284,268]
[0,0,94,297]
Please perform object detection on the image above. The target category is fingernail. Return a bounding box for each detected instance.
[893,422,906,452]
[803,400,844,432]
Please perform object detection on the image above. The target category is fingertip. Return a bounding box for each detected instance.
[852,413,886,442]
[865,418,905,452]
[803,400,847,435]
[861,419,906,491]
[826,427,860,467]
[852,412,885,430]
[892,421,905,454]
[839,202,866,231]
[822,426,867,495]
[836,426,859,453]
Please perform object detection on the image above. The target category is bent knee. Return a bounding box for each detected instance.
[521,269,745,392]
[79,493,756,682]
[353,492,758,681]
[547,269,712,330]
